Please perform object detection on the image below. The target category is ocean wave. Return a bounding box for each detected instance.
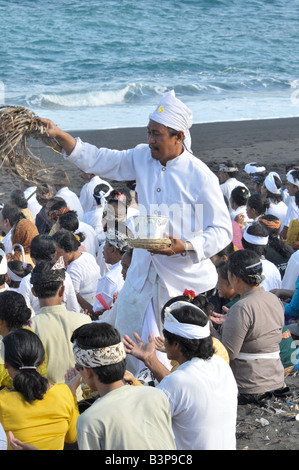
[24,78,294,111]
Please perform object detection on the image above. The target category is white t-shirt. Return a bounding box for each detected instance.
[67,252,100,303]
[260,258,282,291]
[266,200,288,229]
[55,187,84,220]
[78,220,98,258]
[82,206,105,243]
[220,177,248,213]
[24,186,42,219]
[281,249,299,290]
[284,200,299,228]
[18,270,80,315]
[157,355,238,450]
[79,175,112,213]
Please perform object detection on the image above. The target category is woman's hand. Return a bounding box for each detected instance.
[65,367,82,395]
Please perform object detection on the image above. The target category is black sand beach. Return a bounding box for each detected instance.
[1,116,299,201]
[1,116,299,450]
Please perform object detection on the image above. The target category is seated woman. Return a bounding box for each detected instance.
[0,290,47,389]
[52,230,101,311]
[6,260,33,293]
[258,214,293,279]
[220,249,285,404]
[242,222,282,291]
[246,193,268,225]
[9,189,35,224]
[230,185,251,230]
[261,172,288,230]
[123,291,230,384]
[9,218,39,266]
[286,189,299,249]
[82,183,113,243]
[0,328,78,450]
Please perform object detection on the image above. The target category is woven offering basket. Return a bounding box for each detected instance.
[0,105,62,184]
[127,238,172,250]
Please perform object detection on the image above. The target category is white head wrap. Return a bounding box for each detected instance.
[94,187,113,206]
[244,162,266,174]
[243,228,269,246]
[0,249,7,275]
[106,228,128,251]
[7,267,23,282]
[149,90,193,153]
[286,170,299,187]
[73,340,126,368]
[164,301,210,339]
[219,163,238,173]
[264,172,281,195]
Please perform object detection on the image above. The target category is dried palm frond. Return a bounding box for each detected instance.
[0,105,62,185]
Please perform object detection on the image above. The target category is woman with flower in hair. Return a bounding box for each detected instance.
[220,249,285,404]
[123,292,238,450]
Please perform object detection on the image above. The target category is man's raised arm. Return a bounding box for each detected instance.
[40,118,77,156]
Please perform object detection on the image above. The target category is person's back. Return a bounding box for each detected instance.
[30,304,91,385]
[77,385,176,450]
[158,355,237,450]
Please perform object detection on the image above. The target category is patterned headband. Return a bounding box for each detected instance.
[73,340,126,368]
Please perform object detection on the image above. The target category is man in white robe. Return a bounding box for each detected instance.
[40,90,233,372]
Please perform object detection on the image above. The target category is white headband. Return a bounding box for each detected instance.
[243,230,269,246]
[164,301,210,340]
[286,170,299,187]
[73,340,126,368]
[94,188,113,206]
[7,267,23,282]
[264,172,281,195]
[149,90,193,153]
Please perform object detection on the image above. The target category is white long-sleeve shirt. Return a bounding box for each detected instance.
[65,140,232,297]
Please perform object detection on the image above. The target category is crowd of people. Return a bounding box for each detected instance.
[0,90,299,451]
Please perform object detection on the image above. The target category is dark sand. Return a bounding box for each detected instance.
[1,116,299,201]
[1,116,299,450]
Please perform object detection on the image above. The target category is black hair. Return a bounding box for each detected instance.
[0,291,31,329]
[220,160,239,178]
[161,294,214,361]
[228,249,264,286]
[10,189,28,209]
[30,234,56,261]
[107,187,132,207]
[295,190,299,208]
[46,197,68,221]
[93,184,111,206]
[52,229,85,252]
[7,260,33,288]
[30,259,65,299]
[58,210,79,232]
[216,260,229,281]
[242,222,269,256]
[214,242,234,260]
[230,185,250,207]
[71,323,126,384]
[1,203,25,227]
[259,214,292,261]
[288,170,299,187]
[3,329,48,403]
[247,193,269,215]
